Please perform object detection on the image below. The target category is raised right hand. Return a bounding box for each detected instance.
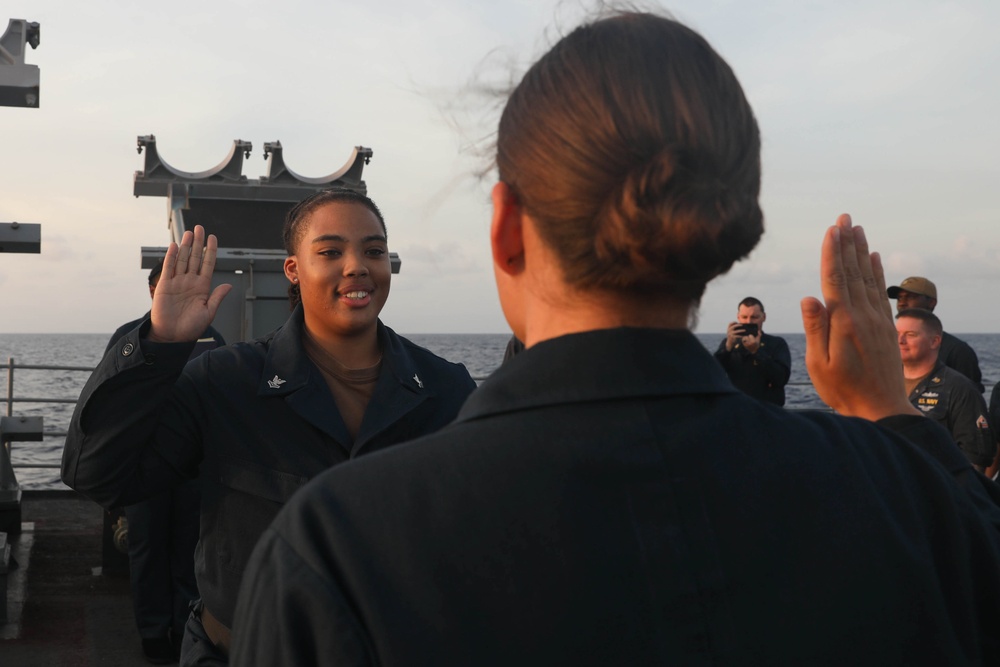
[800,214,918,421]
[147,225,232,343]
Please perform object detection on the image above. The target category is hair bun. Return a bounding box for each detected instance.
[585,146,762,297]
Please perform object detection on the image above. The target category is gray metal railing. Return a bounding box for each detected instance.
[3,357,94,469]
[1,355,826,473]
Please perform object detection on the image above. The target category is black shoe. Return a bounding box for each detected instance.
[141,637,177,664]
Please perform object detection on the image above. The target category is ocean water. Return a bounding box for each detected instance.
[3,331,999,490]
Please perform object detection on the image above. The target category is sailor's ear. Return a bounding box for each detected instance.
[283,256,299,283]
[490,181,525,277]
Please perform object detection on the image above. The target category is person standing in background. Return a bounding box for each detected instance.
[107,260,225,664]
[714,297,791,406]
[986,385,1000,479]
[888,276,983,392]
[896,308,994,472]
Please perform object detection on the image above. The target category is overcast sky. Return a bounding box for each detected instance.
[2,0,999,335]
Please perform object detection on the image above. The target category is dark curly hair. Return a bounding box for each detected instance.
[283,188,387,309]
[496,12,763,302]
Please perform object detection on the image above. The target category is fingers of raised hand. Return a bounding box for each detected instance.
[188,226,206,273]
[800,295,831,371]
[168,229,194,277]
[834,216,892,324]
[835,214,871,308]
[821,214,881,315]
[819,224,847,307]
[201,232,219,276]
[170,226,214,277]
[848,223,884,314]
[870,252,894,320]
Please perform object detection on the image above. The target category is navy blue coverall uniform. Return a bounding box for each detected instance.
[232,327,1000,666]
[908,360,994,468]
[105,314,225,648]
[713,331,791,406]
[63,305,476,664]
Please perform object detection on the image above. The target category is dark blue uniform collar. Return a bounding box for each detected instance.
[256,305,428,397]
[256,305,315,396]
[255,305,431,452]
[459,327,738,422]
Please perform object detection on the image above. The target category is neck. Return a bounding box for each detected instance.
[302,320,381,369]
[504,216,695,347]
[521,287,692,348]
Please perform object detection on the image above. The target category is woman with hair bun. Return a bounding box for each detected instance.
[233,12,1000,665]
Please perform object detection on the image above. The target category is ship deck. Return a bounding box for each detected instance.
[2,490,151,666]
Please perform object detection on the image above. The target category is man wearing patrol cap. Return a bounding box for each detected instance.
[887,276,983,393]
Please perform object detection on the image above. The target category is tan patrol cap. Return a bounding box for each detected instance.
[887,276,937,300]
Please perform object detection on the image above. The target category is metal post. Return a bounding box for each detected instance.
[244,261,255,342]
[6,357,12,417]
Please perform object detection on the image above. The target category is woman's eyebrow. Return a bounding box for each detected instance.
[310,234,346,244]
[309,234,386,244]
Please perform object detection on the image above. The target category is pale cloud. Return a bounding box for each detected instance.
[883,251,929,279]
[880,237,1000,286]
[393,242,483,279]
[945,236,1000,270]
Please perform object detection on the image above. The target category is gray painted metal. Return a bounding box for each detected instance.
[0,416,41,516]
[0,222,40,254]
[0,19,40,108]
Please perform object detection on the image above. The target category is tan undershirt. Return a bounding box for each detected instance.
[904,371,931,399]
[302,331,382,443]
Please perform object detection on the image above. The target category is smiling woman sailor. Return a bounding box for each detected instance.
[61,188,477,666]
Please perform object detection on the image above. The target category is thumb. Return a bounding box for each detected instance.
[800,296,829,365]
[206,283,233,317]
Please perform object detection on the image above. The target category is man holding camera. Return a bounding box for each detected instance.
[714,297,791,406]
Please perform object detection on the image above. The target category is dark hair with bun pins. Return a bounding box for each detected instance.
[496,12,764,302]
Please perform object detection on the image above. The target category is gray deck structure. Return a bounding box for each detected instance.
[1,491,142,665]
[0,132,392,662]
[0,19,39,108]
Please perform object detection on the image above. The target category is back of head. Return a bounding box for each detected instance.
[496,12,763,302]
